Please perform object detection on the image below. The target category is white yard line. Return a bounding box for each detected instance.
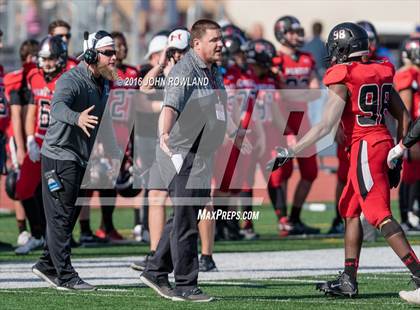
[0,246,418,289]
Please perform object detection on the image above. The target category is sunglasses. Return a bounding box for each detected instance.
[98,50,116,57]
[58,33,71,40]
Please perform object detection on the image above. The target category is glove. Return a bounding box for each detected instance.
[265,147,294,172]
[387,143,405,169]
[26,135,40,162]
[388,158,402,189]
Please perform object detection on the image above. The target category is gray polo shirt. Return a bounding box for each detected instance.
[41,62,120,167]
[163,49,227,156]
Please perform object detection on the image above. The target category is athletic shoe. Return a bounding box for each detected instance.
[95,228,107,239]
[316,272,358,297]
[17,230,31,246]
[107,229,124,241]
[79,233,107,246]
[57,277,96,291]
[70,236,80,248]
[239,228,260,240]
[401,222,420,232]
[289,220,320,235]
[328,219,345,234]
[133,225,150,243]
[172,287,214,302]
[130,252,154,271]
[32,265,58,288]
[199,255,218,272]
[278,217,292,237]
[133,224,143,242]
[96,229,124,241]
[140,272,174,299]
[15,237,45,255]
[399,276,420,305]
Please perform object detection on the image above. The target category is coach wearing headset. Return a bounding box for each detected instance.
[32,30,120,291]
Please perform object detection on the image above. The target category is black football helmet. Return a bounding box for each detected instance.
[5,169,19,200]
[38,35,68,76]
[274,15,305,48]
[326,22,369,64]
[357,21,379,55]
[401,37,420,66]
[222,34,243,58]
[115,166,141,197]
[221,24,247,45]
[245,39,276,68]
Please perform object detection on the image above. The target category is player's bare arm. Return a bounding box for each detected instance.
[292,83,347,155]
[388,88,411,142]
[10,105,26,165]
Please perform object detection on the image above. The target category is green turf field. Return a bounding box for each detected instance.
[0,273,416,309]
[1,203,419,308]
[1,202,420,262]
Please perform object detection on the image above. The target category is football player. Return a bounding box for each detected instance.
[48,20,79,69]
[4,39,39,246]
[213,24,260,241]
[268,22,417,297]
[243,39,287,237]
[13,35,68,255]
[272,16,320,235]
[0,29,11,249]
[392,37,420,232]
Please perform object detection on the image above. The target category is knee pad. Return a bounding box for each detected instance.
[380,217,403,239]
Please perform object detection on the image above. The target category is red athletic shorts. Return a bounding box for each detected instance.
[337,142,350,183]
[16,155,41,200]
[338,138,393,227]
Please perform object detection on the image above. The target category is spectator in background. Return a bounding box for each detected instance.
[249,23,264,40]
[303,21,327,80]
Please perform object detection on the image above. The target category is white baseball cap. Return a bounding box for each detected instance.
[167,29,190,50]
[144,35,168,60]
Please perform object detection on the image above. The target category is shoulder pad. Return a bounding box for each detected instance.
[26,67,40,83]
[4,70,24,89]
[394,68,414,91]
[323,64,348,86]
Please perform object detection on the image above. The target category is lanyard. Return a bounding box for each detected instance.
[204,68,221,105]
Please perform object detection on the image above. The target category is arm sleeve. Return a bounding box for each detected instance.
[50,76,81,125]
[403,117,420,148]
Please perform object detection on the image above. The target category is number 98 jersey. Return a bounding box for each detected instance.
[323,60,395,147]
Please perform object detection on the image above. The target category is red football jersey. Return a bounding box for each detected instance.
[223,64,257,122]
[254,74,279,125]
[394,66,420,119]
[323,60,395,146]
[273,51,315,89]
[0,64,9,132]
[108,64,139,147]
[26,68,64,141]
[273,51,315,135]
